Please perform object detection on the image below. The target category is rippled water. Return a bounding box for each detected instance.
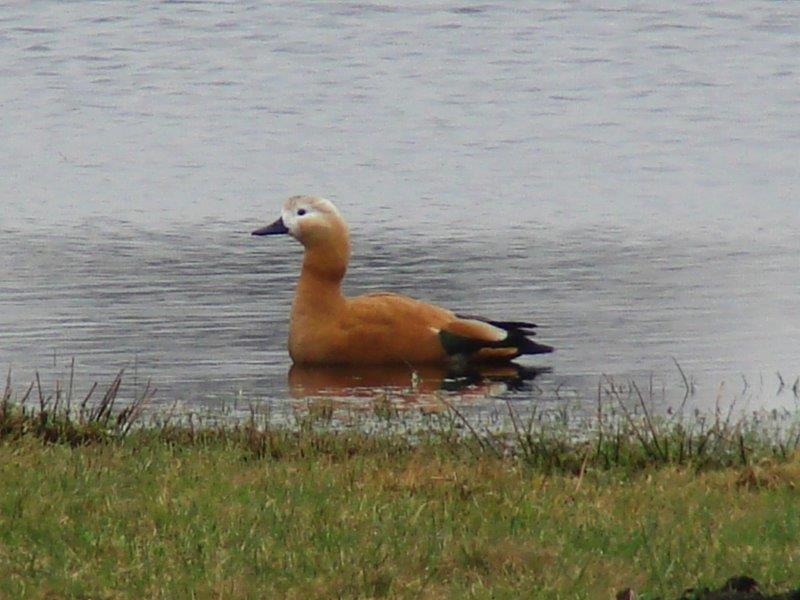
[1,1,799,413]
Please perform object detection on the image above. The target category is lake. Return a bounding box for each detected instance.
[1,1,799,418]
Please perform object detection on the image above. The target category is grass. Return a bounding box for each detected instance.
[1,368,800,598]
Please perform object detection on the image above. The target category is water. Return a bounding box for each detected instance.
[1,1,799,414]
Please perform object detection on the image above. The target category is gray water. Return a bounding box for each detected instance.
[1,1,799,413]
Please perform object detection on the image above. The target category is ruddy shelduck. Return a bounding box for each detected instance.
[252,196,554,366]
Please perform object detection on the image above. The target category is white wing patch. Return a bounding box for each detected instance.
[460,319,507,342]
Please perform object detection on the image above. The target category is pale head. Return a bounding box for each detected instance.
[252,195,349,250]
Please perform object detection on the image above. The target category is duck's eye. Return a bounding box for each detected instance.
[297,209,306,216]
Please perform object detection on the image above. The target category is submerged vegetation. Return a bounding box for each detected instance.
[2,367,800,598]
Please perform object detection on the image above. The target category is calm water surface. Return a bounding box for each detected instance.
[1,1,799,415]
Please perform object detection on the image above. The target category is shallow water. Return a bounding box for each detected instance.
[1,1,799,415]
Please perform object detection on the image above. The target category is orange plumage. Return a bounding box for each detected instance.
[252,196,553,366]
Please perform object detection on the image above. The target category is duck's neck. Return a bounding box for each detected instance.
[295,230,350,308]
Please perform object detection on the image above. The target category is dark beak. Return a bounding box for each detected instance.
[251,217,289,236]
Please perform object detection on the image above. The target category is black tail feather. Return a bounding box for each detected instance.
[488,319,538,331]
[441,316,554,360]
[456,314,538,331]
[515,336,554,355]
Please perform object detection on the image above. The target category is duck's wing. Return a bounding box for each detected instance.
[350,293,553,362]
[439,315,554,361]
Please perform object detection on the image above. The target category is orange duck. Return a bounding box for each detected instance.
[252,196,553,366]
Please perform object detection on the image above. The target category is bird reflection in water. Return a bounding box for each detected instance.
[288,363,549,414]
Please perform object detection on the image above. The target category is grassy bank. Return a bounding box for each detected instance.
[2,432,800,599]
[2,371,800,598]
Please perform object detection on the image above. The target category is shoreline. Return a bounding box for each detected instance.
[3,370,800,598]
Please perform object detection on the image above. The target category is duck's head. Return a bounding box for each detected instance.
[252,195,349,250]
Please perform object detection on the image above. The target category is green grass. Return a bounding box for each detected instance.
[2,369,800,598]
[1,431,800,599]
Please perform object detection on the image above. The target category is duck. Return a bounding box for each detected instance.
[252,195,554,366]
